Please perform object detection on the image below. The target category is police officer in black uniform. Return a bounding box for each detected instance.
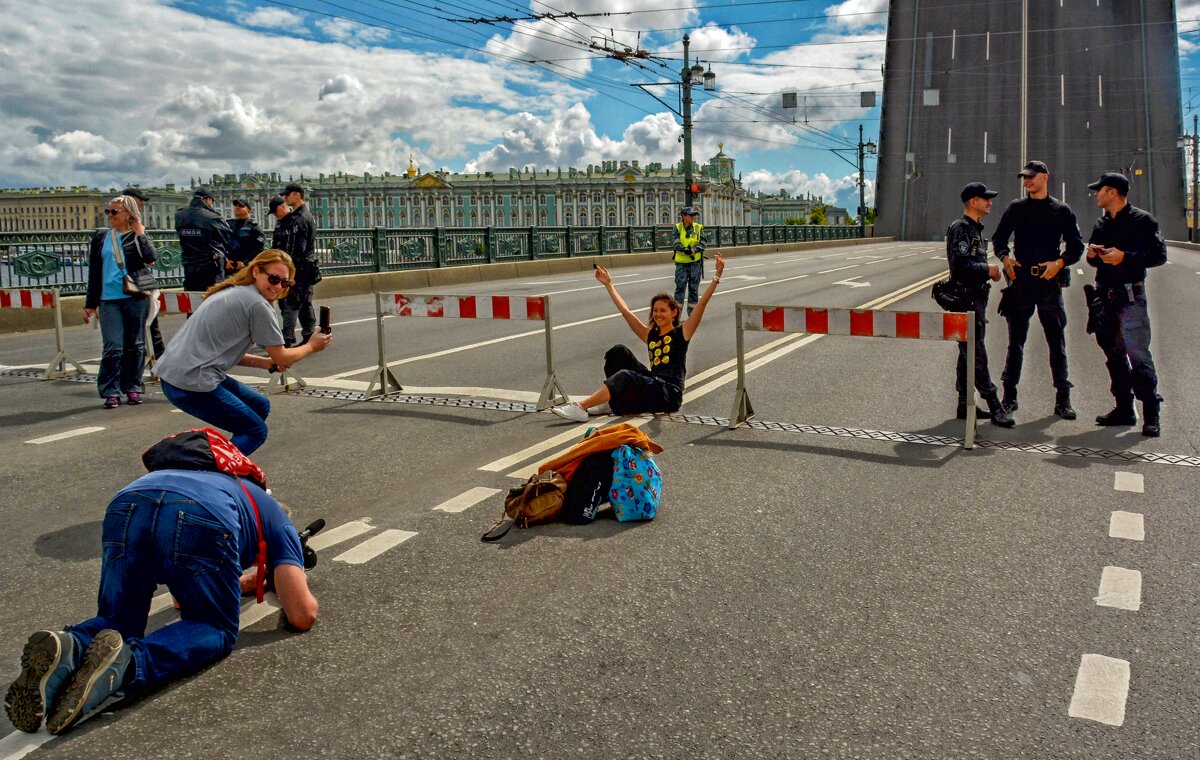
[226,198,264,273]
[991,160,1085,421]
[273,184,320,347]
[946,183,1013,427]
[174,188,232,293]
[1085,172,1167,437]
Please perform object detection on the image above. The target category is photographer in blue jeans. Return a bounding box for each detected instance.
[154,249,332,454]
[4,465,317,735]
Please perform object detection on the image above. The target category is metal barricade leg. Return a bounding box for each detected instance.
[364,291,402,400]
[43,289,85,380]
[536,295,569,410]
[728,303,755,428]
[964,313,976,450]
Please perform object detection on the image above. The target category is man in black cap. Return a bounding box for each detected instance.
[225,199,264,273]
[672,206,706,316]
[1085,172,1167,436]
[275,184,320,347]
[946,183,1013,426]
[174,188,232,293]
[991,160,1085,421]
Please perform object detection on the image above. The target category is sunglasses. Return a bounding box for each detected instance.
[264,273,295,288]
[105,209,126,216]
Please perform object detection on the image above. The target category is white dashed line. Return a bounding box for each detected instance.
[238,595,283,629]
[1095,566,1142,611]
[896,252,919,258]
[817,264,859,274]
[433,487,501,513]
[1069,654,1131,726]
[305,520,375,551]
[1109,511,1145,541]
[1114,472,1144,493]
[333,529,417,564]
[24,427,104,445]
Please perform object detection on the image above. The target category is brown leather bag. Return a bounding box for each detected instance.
[481,471,567,542]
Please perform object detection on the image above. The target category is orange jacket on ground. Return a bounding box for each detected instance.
[537,423,664,481]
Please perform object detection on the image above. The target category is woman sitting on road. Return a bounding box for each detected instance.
[83,196,158,409]
[154,249,332,454]
[551,252,725,421]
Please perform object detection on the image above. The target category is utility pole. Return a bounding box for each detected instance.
[1193,113,1198,241]
[858,125,867,237]
[682,34,695,209]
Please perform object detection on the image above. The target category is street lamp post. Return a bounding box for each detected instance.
[856,124,877,237]
[1193,114,1198,242]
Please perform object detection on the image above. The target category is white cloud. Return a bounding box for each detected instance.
[318,74,365,100]
[243,7,308,32]
[824,0,889,30]
[742,168,873,208]
[685,23,756,62]
[316,18,391,46]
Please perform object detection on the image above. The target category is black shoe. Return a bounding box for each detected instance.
[1142,400,1161,437]
[956,403,992,420]
[985,395,1015,428]
[1054,391,1076,420]
[1095,407,1137,426]
[1001,386,1018,413]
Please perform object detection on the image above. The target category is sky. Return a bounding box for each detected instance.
[2,0,1198,213]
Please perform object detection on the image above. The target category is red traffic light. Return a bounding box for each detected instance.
[690,183,700,193]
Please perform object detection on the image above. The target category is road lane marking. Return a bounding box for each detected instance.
[1068,654,1130,726]
[434,487,501,513]
[817,264,859,274]
[305,520,375,551]
[896,253,920,258]
[0,728,49,759]
[333,529,417,564]
[1109,511,1145,541]
[1095,566,1142,610]
[1114,472,1144,493]
[833,276,870,288]
[238,595,282,629]
[25,427,104,445]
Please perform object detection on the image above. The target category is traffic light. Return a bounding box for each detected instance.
[689,182,706,195]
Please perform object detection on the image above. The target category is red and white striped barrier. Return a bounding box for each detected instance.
[0,288,84,379]
[157,291,206,315]
[366,291,568,410]
[0,288,56,310]
[740,305,969,342]
[380,293,547,321]
[730,301,979,448]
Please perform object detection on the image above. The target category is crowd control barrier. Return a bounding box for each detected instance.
[729,303,978,448]
[1,288,85,380]
[145,290,207,380]
[365,292,569,410]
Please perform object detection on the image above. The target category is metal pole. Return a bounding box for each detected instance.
[964,313,976,450]
[858,124,866,238]
[682,34,694,209]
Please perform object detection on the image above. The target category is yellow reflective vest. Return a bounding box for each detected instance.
[673,222,704,264]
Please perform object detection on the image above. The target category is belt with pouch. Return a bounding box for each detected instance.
[1099,282,1144,302]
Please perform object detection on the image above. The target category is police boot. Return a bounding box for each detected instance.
[1141,398,1161,438]
[956,400,992,420]
[1095,400,1137,427]
[984,394,1015,428]
[1054,389,1077,420]
[1001,385,1018,413]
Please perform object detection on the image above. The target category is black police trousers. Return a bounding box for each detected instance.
[1094,286,1158,403]
[1000,285,1072,392]
[182,259,221,293]
[955,298,998,402]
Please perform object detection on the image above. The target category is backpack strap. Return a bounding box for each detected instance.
[237,480,269,603]
[480,512,515,543]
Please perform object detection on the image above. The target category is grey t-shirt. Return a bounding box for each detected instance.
[155,285,284,392]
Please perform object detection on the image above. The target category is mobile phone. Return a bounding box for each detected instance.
[592,263,598,269]
[319,306,331,334]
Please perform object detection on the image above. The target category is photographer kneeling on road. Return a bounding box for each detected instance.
[155,249,332,455]
[4,433,317,735]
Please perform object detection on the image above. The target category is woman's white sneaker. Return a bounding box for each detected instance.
[588,402,612,416]
[551,402,589,422]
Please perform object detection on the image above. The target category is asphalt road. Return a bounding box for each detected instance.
[0,241,1197,758]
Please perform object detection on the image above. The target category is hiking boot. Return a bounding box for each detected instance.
[1054,390,1077,420]
[550,402,589,422]
[46,630,131,735]
[103,396,121,409]
[4,631,78,733]
[985,394,1015,428]
[1142,399,1161,437]
[1001,386,1018,414]
[1095,405,1137,427]
[955,402,992,420]
[126,392,144,405]
[588,402,612,416]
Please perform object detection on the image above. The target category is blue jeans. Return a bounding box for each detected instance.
[673,261,702,312]
[1095,289,1158,403]
[67,490,241,691]
[97,298,148,398]
[161,377,271,454]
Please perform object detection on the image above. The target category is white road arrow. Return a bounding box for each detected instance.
[833,276,871,288]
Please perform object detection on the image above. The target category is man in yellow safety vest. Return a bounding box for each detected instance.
[672,206,707,315]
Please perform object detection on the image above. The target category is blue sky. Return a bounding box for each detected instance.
[3,1,1197,213]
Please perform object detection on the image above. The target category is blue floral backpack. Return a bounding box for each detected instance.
[610,444,662,521]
